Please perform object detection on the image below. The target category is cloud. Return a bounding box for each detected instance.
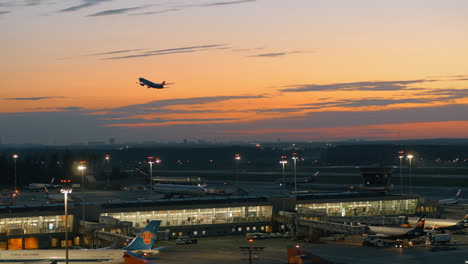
[94,94,266,119]
[88,7,141,16]
[88,49,145,56]
[417,88,468,100]
[201,0,255,6]
[4,96,64,101]
[0,11,10,15]
[249,50,309,58]
[129,8,179,16]
[280,79,434,93]
[60,0,109,12]
[26,106,85,111]
[102,44,227,60]
[251,52,287,57]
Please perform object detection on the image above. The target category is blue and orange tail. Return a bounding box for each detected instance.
[124,220,161,250]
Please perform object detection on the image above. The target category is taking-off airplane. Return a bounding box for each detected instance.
[138,78,171,89]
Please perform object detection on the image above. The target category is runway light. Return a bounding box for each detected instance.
[248,238,254,243]
[295,244,300,248]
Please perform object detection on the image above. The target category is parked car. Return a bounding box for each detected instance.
[175,236,198,245]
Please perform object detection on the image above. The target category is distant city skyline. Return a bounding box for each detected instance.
[1,0,467,144]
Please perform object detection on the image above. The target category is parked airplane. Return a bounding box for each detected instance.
[366,214,426,241]
[275,171,320,186]
[0,220,162,264]
[138,78,171,89]
[28,178,62,191]
[406,214,468,232]
[152,183,207,197]
[439,189,463,205]
[44,187,81,203]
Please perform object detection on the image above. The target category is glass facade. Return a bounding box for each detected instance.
[102,205,272,228]
[0,215,72,235]
[297,198,418,216]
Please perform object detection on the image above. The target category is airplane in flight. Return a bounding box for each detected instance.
[138,77,171,89]
[363,214,426,247]
[439,189,463,205]
[27,178,62,191]
[0,220,162,264]
[275,171,320,186]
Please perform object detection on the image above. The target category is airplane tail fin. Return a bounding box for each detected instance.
[411,214,426,233]
[313,171,320,177]
[455,189,461,199]
[162,81,165,86]
[123,220,161,251]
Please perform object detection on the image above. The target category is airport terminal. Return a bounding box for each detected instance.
[0,167,436,250]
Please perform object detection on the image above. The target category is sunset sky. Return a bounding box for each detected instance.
[1,0,467,145]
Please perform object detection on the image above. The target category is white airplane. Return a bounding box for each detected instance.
[44,187,81,203]
[138,77,172,89]
[275,171,320,186]
[28,178,62,191]
[152,183,207,197]
[439,189,463,205]
[406,214,468,232]
[0,220,162,264]
[363,215,426,246]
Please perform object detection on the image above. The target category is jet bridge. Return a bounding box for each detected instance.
[297,219,368,235]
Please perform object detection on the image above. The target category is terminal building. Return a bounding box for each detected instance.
[0,168,438,250]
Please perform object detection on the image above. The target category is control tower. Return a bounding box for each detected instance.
[358,167,394,192]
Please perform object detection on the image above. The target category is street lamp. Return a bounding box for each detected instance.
[279,159,288,194]
[148,158,154,199]
[61,188,72,264]
[105,155,110,188]
[291,154,298,193]
[78,165,86,228]
[398,155,404,195]
[12,154,18,192]
[234,154,241,187]
[407,155,413,194]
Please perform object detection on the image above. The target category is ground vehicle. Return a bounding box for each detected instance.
[362,235,384,247]
[175,236,198,245]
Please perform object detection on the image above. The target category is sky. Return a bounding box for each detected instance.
[1,0,468,145]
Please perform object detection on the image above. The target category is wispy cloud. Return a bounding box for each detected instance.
[88,49,145,56]
[88,6,141,16]
[102,44,228,60]
[201,0,255,6]
[0,11,10,15]
[130,8,179,16]
[60,0,110,13]
[4,96,64,101]
[280,79,434,93]
[250,50,309,58]
[26,106,85,111]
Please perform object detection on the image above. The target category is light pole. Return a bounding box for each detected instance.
[61,188,72,264]
[78,165,86,228]
[234,154,241,187]
[12,154,18,192]
[407,155,413,194]
[279,159,287,194]
[398,155,404,195]
[105,155,110,188]
[148,160,154,199]
[292,155,298,193]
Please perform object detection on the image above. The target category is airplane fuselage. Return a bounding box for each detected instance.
[139,78,164,89]
[0,249,123,264]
